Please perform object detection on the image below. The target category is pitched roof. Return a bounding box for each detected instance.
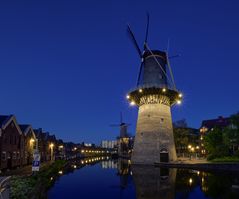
[19,124,30,133]
[0,115,12,127]
[201,116,231,129]
[0,115,22,135]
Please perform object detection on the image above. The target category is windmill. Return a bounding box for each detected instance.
[127,13,179,90]
[126,14,183,164]
[110,112,130,138]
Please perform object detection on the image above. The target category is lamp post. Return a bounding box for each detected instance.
[191,147,195,159]
[188,145,192,160]
[49,143,54,161]
[196,146,200,159]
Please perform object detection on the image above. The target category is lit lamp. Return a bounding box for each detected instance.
[30,138,35,150]
[189,178,193,186]
[30,138,35,144]
[49,143,54,161]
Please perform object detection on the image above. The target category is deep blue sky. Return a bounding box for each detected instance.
[0,0,239,144]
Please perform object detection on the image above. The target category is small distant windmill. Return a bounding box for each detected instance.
[110,112,130,138]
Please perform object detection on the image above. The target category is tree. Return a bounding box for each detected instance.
[204,127,230,159]
[173,119,188,128]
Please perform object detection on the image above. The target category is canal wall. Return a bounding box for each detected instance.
[154,162,239,172]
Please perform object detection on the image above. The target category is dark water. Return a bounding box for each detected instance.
[48,158,239,199]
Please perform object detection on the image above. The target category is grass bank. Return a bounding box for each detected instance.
[10,160,67,199]
[210,156,239,163]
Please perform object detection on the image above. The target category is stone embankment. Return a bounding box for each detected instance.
[155,160,239,172]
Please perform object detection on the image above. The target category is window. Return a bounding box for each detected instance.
[17,152,20,159]
[2,152,6,161]
[13,152,17,159]
[161,118,164,122]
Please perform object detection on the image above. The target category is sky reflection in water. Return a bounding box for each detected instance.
[48,159,239,199]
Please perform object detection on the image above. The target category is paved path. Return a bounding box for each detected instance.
[0,162,51,177]
[0,176,11,199]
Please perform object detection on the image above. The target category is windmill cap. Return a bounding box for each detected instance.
[143,50,167,61]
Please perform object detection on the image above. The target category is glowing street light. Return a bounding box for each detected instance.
[179,93,183,98]
[130,101,135,106]
[30,138,35,144]
[162,88,166,92]
[139,89,143,93]
[49,143,54,161]
[126,95,130,99]
[177,100,182,105]
[189,178,193,185]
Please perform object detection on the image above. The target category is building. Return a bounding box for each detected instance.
[200,116,232,133]
[0,115,24,170]
[173,127,200,157]
[19,124,36,165]
[126,20,183,164]
[199,116,238,155]
[34,129,56,162]
[101,140,118,149]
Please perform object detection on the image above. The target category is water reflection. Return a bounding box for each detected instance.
[48,158,239,199]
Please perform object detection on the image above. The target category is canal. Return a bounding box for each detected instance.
[48,158,239,199]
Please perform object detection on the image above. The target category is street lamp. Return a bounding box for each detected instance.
[188,145,192,160]
[49,143,54,161]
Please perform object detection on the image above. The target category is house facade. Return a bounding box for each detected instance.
[0,115,24,170]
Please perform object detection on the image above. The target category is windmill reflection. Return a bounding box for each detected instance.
[117,159,132,189]
[132,165,176,199]
[102,159,177,199]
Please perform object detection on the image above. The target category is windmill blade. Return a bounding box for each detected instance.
[120,123,131,126]
[144,13,150,48]
[120,112,123,124]
[166,52,177,90]
[136,61,144,86]
[127,24,142,58]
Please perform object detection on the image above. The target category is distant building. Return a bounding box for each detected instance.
[173,127,200,157]
[200,116,233,133]
[101,140,118,149]
[200,115,237,155]
[34,129,57,162]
